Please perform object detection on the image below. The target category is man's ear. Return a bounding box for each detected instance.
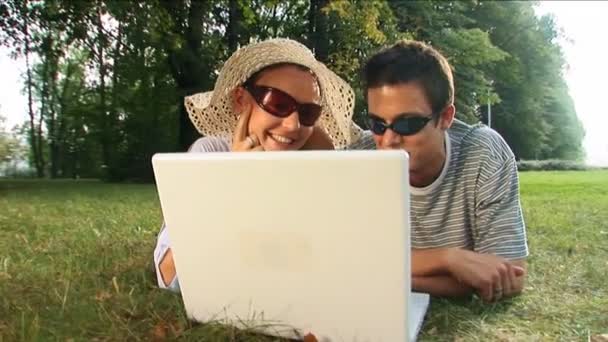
[438,104,455,130]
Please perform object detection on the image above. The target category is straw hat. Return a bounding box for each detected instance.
[184,38,363,149]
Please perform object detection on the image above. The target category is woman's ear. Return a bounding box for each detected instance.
[232,86,250,116]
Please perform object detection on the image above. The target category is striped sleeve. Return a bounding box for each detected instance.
[472,130,529,260]
[345,130,376,150]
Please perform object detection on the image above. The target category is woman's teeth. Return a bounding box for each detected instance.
[271,134,293,144]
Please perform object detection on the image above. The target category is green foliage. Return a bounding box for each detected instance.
[1,172,607,339]
[0,115,26,165]
[433,27,509,122]
[517,159,588,171]
[0,115,30,177]
[470,1,585,160]
[0,0,586,180]
[0,115,13,163]
[322,0,405,126]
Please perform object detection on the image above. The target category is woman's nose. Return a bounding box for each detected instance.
[281,111,301,131]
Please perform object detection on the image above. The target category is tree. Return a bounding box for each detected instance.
[16,0,47,177]
[470,1,584,160]
[0,0,586,181]
[0,113,29,177]
[0,114,14,164]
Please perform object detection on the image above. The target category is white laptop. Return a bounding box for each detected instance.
[152,150,430,341]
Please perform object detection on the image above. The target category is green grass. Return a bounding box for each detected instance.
[1,171,607,341]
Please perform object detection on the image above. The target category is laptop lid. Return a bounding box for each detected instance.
[152,150,422,341]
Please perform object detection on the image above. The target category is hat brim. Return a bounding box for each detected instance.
[185,38,363,149]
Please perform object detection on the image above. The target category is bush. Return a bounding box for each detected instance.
[0,162,36,178]
[517,159,587,171]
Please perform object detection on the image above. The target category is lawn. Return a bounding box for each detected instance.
[1,171,607,341]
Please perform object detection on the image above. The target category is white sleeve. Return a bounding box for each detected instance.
[153,136,230,292]
[153,223,181,292]
[188,136,231,152]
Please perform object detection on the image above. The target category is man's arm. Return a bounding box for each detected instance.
[407,130,528,301]
[413,275,473,297]
[414,259,526,298]
[503,259,527,297]
[411,248,474,297]
[412,247,526,301]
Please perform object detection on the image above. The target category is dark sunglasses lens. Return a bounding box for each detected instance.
[259,89,295,118]
[392,117,429,135]
[298,104,323,126]
[250,85,322,126]
[368,117,386,135]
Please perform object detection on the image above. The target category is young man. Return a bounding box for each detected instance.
[350,40,529,302]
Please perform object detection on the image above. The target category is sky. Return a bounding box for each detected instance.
[1,1,607,166]
[0,51,27,129]
[535,1,608,166]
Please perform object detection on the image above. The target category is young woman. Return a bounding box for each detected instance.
[153,38,362,291]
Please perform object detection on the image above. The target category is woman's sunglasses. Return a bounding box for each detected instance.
[244,84,323,127]
[367,114,433,136]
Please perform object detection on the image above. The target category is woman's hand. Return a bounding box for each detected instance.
[303,333,318,342]
[231,108,263,151]
[159,248,176,286]
[301,126,334,150]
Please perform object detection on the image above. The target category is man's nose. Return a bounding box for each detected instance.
[380,128,402,149]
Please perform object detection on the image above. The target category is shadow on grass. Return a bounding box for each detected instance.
[84,252,307,342]
[418,294,522,341]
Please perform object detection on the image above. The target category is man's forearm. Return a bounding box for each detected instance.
[412,248,453,276]
[412,275,473,297]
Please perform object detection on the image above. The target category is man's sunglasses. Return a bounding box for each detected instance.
[244,84,323,127]
[367,114,433,136]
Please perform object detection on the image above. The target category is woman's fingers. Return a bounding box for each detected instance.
[246,134,259,148]
[231,109,263,151]
[303,333,318,342]
[233,108,252,146]
[251,145,264,151]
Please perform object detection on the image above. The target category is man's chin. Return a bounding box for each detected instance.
[408,166,426,186]
[409,175,427,188]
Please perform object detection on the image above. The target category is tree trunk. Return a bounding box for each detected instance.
[227,0,240,52]
[111,22,121,121]
[108,21,121,176]
[96,1,110,176]
[163,0,209,151]
[55,62,76,179]
[308,0,329,63]
[23,0,44,177]
[45,35,60,178]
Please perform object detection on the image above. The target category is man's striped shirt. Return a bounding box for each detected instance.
[348,119,529,260]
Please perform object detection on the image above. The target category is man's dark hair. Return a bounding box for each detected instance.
[362,40,454,119]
